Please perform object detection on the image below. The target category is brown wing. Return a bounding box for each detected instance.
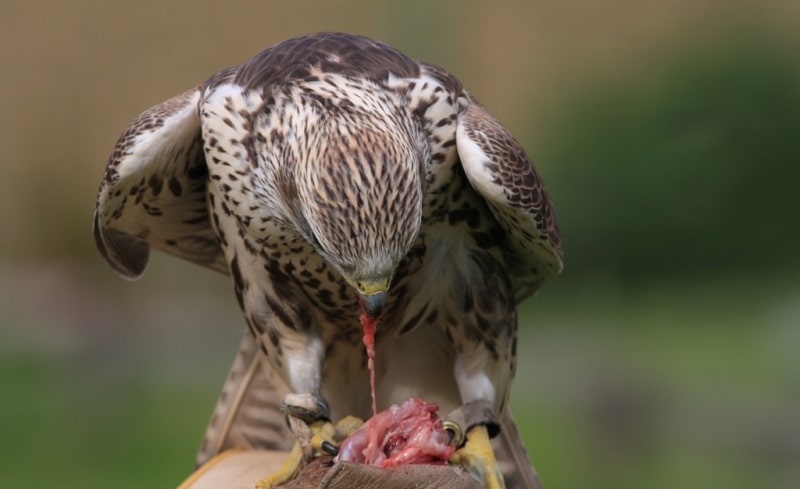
[456,101,563,301]
[93,87,227,279]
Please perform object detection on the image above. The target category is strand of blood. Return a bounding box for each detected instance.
[359,311,379,418]
[343,309,456,467]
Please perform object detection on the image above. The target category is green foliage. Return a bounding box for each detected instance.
[542,41,800,281]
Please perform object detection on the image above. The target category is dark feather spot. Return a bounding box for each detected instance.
[399,305,427,335]
[168,177,183,196]
[230,257,246,309]
[148,175,163,196]
[268,327,280,347]
[264,293,296,331]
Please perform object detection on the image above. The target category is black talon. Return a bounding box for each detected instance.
[321,440,339,456]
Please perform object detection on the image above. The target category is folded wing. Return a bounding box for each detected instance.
[456,100,563,301]
[93,87,227,279]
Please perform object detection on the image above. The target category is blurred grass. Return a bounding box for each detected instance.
[0,354,215,488]
[2,277,797,488]
[515,277,800,489]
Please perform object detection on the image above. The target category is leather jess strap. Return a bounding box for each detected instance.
[441,400,500,447]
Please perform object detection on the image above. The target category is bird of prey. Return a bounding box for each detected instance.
[93,32,562,489]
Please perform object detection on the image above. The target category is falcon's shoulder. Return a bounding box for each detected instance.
[93,87,227,279]
[456,97,563,300]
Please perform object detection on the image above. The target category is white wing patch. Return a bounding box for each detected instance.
[120,91,202,179]
[93,87,227,279]
[456,124,507,202]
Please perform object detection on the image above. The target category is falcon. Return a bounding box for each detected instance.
[93,32,562,489]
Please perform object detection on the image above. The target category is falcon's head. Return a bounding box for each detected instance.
[290,107,428,318]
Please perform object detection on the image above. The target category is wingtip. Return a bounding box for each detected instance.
[93,211,149,280]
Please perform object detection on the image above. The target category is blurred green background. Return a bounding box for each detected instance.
[1,1,798,488]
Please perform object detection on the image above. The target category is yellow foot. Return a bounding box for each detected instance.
[308,416,363,456]
[254,416,363,489]
[254,440,303,489]
[450,424,506,489]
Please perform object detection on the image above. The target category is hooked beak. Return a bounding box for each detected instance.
[355,277,390,318]
[359,291,387,318]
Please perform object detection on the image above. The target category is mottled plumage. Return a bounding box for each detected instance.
[93,33,562,488]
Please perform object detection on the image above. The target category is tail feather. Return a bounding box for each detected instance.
[195,332,293,467]
[492,409,544,489]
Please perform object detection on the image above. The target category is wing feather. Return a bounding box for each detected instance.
[457,101,563,300]
[93,87,227,279]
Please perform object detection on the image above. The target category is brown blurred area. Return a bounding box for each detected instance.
[3,0,799,262]
[2,1,799,489]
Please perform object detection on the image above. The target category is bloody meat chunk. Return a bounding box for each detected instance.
[336,398,455,467]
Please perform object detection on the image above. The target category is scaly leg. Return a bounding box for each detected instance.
[450,424,506,489]
[254,439,304,489]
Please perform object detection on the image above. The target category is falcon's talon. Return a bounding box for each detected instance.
[308,419,337,454]
[309,415,365,453]
[320,440,339,456]
[450,424,506,489]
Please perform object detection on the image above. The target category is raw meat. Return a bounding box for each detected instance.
[336,398,456,467]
